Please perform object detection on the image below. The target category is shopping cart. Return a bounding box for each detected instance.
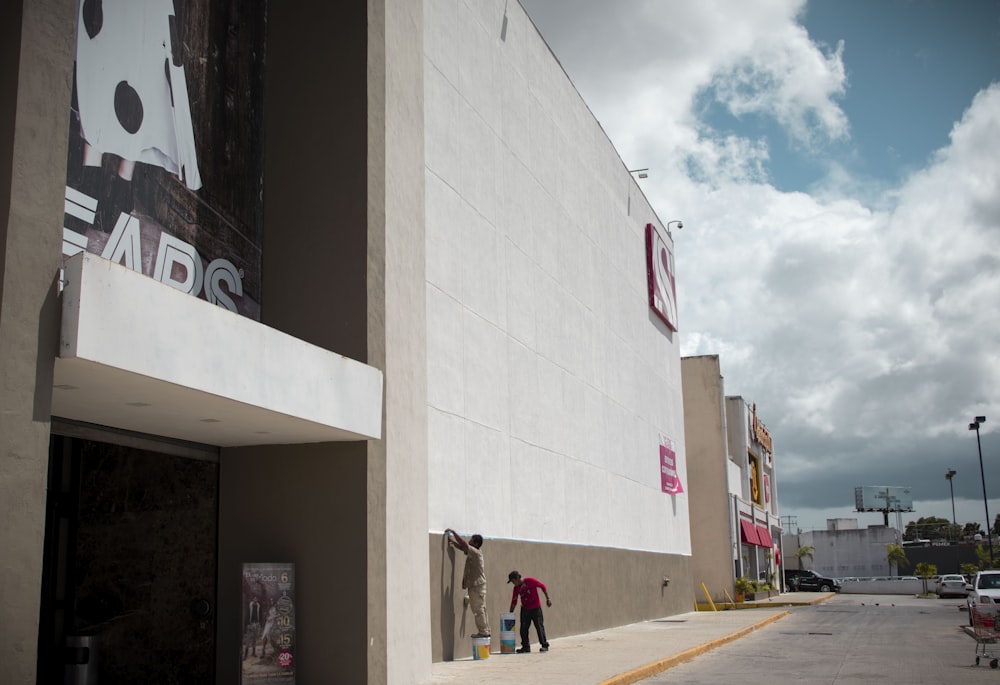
[970,603,1000,668]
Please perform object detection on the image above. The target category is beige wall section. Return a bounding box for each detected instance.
[0,0,74,681]
[221,0,429,681]
[368,1,430,684]
[217,444,369,682]
[682,356,737,603]
[428,535,692,661]
[260,1,369,361]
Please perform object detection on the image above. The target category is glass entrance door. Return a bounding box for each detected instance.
[39,434,219,684]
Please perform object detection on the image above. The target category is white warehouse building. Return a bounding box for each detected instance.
[2,1,692,683]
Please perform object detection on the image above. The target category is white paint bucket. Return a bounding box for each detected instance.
[500,611,516,632]
[472,636,491,660]
[499,631,517,654]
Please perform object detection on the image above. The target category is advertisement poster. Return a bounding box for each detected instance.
[748,454,762,505]
[659,434,684,495]
[242,563,296,683]
[63,0,268,320]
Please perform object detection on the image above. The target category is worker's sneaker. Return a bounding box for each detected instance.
[540,646,549,652]
[516,647,530,653]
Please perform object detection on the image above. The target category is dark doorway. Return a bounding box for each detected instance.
[38,433,219,684]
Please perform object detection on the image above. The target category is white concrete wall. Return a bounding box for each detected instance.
[839,578,924,594]
[791,526,900,578]
[424,0,689,554]
[727,460,743,497]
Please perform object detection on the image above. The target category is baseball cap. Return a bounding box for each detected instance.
[507,570,521,583]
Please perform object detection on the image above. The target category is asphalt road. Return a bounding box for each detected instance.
[640,593,996,683]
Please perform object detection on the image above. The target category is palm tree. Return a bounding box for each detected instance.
[914,562,937,595]
[886,543,909,577]
[793,545,815,570]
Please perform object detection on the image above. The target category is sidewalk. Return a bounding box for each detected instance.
[422,593,833,685]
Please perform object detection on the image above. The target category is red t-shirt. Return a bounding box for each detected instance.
[511,577,547,610]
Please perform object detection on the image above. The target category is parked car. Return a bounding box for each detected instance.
[967,570,1000,624]
[936,573,969,598]
[784,569,841,593]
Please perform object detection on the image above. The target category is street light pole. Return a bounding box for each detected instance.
[969,416,993,566]
[946,469,957,539]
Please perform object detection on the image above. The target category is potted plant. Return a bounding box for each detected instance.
[734,576,752,602]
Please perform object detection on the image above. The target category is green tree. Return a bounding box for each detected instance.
[886,544,908,577]
[914,562,938,595]
[964,522,984,539]
[974,541,1000,569]
[961,563,979,578]
[904,516,951,541]
[793,545,815,570]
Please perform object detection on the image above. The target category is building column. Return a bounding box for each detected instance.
[367,0,429,682]
[0,0,76,681]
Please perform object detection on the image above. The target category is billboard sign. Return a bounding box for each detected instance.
[748,453,763,505]
[645,223,679,331]
[854,485,914,512]
[63,0,268,320]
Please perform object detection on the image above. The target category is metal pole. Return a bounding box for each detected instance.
[946,469,957,531]
[974,423,994,566]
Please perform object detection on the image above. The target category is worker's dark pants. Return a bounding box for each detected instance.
[520,607,548,649]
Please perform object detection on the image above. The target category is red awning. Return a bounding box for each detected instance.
[739,519,760,546]
[756,525,774,549]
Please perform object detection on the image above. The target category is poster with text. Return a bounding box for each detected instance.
[242,562,296,683]
[63,0,267,320]
[659,435,684,495]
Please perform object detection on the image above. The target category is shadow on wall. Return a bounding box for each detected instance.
[439,538,458,660]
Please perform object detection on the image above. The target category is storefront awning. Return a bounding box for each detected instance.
[756,525,774,549]
[739,519,760,546]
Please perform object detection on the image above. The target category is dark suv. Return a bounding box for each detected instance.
[784,569,840,592]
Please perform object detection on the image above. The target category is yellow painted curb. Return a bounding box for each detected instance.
[595,611,790,685]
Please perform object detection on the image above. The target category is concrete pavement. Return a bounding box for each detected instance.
[421,593,834,685]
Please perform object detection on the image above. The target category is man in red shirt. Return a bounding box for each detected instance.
[508,570,552,653]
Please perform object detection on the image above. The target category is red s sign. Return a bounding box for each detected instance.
[645,224,678,331]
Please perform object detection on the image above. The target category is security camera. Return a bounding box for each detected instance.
[676,222,683,230]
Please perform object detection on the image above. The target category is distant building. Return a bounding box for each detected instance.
[782,519,981,578]
[683,356,781,602]
[782,520,900,578]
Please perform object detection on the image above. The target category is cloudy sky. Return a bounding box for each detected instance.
[519,0,1000,533]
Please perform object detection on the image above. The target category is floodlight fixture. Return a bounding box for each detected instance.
[946,469,957,528]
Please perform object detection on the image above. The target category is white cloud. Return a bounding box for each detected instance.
[708,31,849,146]
[523,0,847,177]
[520,0,1000,522]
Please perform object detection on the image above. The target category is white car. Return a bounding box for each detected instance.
[966,570,1000,623]
[936,573,969,598]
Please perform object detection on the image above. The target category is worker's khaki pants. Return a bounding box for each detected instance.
[469,583,489,634]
